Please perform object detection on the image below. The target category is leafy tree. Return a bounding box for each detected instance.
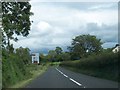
[101,48,113,53]
[2,1,33,88]
[47,47,63,62]
[7,44,14,53]
[2,2,33,50]
[61,52,71,61]
[55,46,63,55]
[54,47,63,61]
[47,50,57,62]
[16,47,31,65]
[39,53,48,63]
[68,34,103,59]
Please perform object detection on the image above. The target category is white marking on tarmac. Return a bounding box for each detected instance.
[56,68,59,71]
[69,78,82,86]
[55,68,83,87]
[56,68,64,74]
[60,72,64,74]
[63,74,68,78]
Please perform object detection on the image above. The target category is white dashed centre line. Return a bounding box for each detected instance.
[69,78,82,86]
[55,68,83,87]
[63,74,68,78]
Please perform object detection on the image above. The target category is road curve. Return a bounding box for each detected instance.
[25,66,118,88]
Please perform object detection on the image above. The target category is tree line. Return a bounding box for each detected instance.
[40,34,103,62]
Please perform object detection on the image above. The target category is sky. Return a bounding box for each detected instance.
[11,1,118,54]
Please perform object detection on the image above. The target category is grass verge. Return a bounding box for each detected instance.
[9,63,50,88]
[49,62,61,67]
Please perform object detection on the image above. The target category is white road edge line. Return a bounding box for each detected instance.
[56,68,83,87]
[63,74,68,78]
[69,78,82,86]
[56,68,64,74]
[60,72,64,74]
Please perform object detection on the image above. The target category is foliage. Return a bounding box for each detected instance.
[101,48,113,53]
[2,47,32,88]
[2,1,34,88]
[68,34,103,59]
[11,63,50,88]
[60,52,119,81]
[55,46,63,55]
[61,52,71,61]
[46,47,71,62]
[39,53,48,63]
[16,47,31,65]
[2,2,33,48]
[47,50,57,62]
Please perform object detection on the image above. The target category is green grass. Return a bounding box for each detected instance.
[9,63,50,88]
[49,62,61,67]
[60,52,119,82]
[9,62,61,88]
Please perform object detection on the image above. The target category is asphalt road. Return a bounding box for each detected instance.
[25,66,119,88]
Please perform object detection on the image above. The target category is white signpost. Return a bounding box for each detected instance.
[31,53,39,64]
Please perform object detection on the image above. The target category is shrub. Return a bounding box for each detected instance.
[60,52,119,81]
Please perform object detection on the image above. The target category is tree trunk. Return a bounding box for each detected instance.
[7,36,10,52]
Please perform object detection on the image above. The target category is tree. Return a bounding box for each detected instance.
[55,47,63,55]
[7,44,14,53]
[16,47,31,65]
[55,47,63,61]
[61,52,71,61]
[47,50,57,62]
[68,34,103,59]
[101,48,113,53]
[39,53,47,63]
[2,2,33,50]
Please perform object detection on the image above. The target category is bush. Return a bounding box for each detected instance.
[60,52,119,81]
[2,49,32,88]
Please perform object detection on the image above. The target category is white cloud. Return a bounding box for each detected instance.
[88,3,117,10]
[36,21,53,36]
[76,10,118,25]
[12,2,118,53]
[30,3,118,26]
[37,21,51,30]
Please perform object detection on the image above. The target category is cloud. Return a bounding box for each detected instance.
[85,23,118,43]
[30,2,118,27]
[102,42,118,49]
[88,3,117,10]
[36,21,53,36]
[37,21,51,30]
[11,2,118,54]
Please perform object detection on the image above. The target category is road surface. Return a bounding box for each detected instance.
[25,66,119,88]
